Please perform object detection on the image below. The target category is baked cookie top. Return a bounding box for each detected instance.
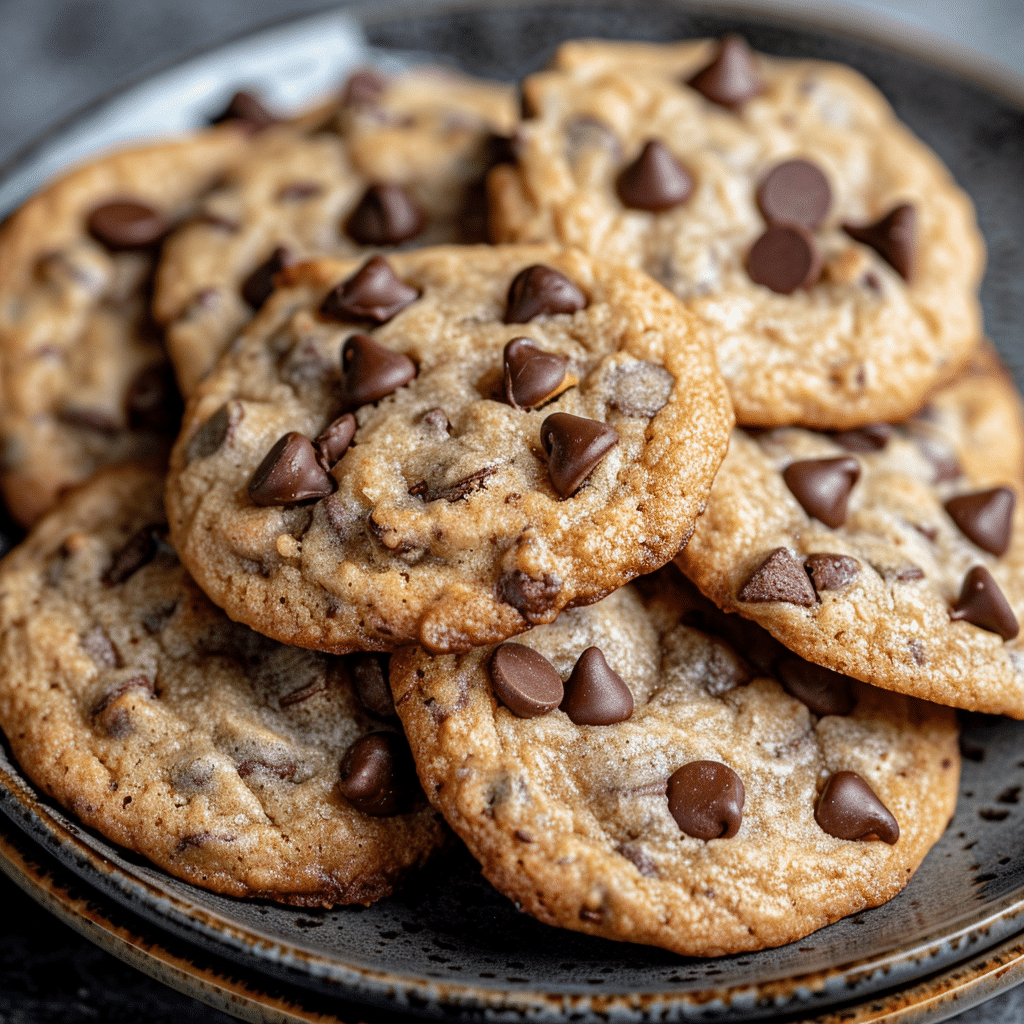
[0,467,448,905]
[488,37,984,429]
[153,68,517,396]
[390,571,959,957]
[166,244,732,654]
[677,346,1024,716]
[0,127,252,528]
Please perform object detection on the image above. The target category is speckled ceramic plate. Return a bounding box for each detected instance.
[1,3,1024,1022]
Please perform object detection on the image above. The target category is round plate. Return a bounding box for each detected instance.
[1,3,1024,1022]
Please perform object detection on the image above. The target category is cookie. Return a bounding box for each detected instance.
[166,244,732,654]
[0,467,449,905]
[390,570,959,956]
[153,68,517,396]
[489,37,984,428]
[676,345,1024,717]
[0,127,252,527]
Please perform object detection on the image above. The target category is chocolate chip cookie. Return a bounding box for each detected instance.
[153,68,517,396]
[390,570,959,956]
[166,245,732,654]
[0,467,448,904]
[489,37,984,429]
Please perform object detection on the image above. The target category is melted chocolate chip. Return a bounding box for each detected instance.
[314,413,357,470]
[338,732,414,816]
[248,432,335,506]
[489,643,563,718]
[320,256,419,324]
[352,654,396,717]
[560,647,634,725]
[815,771,899,843]
[503,338,569,409]
[783,456,861,528]
[950,566,1019,640]
[756,159,831,228]
[87,201,169,251]
[540,412,618,498]
[187,402,240,461]
[126,361,182,434]
[776,656,856,716]
[667,761,745,840]
[338,333,417,410]
[616,140,693,212]
[412,467,497,504]
[687,35,764,109]
[241,246,292,310]
[237,759,296,780]
[739,547,817,606]
[843,204,916,281]
[746,224,823,294]
[57,407,121,434]
[103,525,163,586]
[342,69,387,108]
[804,553,860,592]
[504,265,587,324]
[831,423,893,453]
[210,90,277,131]
[497,570,563,622]
[91,674,154,718]
[344,184,424,246]
[944,487,1015,556]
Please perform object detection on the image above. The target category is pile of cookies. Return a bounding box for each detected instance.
[1,34,1017,957]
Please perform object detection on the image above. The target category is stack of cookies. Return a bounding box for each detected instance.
[2,34,1016,957]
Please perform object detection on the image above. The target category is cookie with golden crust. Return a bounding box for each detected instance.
[489,37,984,429]
[0,467,449,905]
[677,346,1024,717]
[390,572,959,956]
[166,244,732,654]
[153,68,517,397]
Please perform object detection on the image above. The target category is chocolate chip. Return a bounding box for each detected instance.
[746,224,823,294]
[843,204,916,281]
[241,246,292,310]
[187,402,240,461]
[504,265,587,324]
[338,732,414,816]
[667,761,745,840]
[338,333,417,410]
[776,656,855,716]
[92,675,154,727]
[125,361,182,434]
[756,159,831,228]
[209,90,277,131]
[739,547,817,606]
[951,566,1019,640]
[57,406,121,434]
[352,654,396,717]
[320,256,419,324]
[314,413,357,470]
[103,525,163,586]
[87,201,169,250]
[541,412,618,498]
[412,466,497,504]
[277,182,321,202]
[616,140,693,212]
[687,35,764,109]
[248,432,335,506]
[783,456,861,528]
[489,643,563,718]
[344,184,424,246]
[831,423,892,453]
[896,565,925,581]
[815,771,899,843]
[560,647,633,725]
[503,338,569,409]
[805,553,860,592]
[497,570,563,622]
[341,69,387,108]
[945,487,1015,556]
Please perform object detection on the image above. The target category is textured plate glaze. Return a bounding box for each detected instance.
[1,2,1024,1022]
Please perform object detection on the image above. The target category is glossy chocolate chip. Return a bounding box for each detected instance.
[783,456,861,528]
[540,412,618,498]
[843,204,916,281]
[951,566,1019,640]
[241,246,292,310]
[352,654,396,718]
[945,487,1015,556]
[776,656,856,716]
[756,159,831,228]
[248,432,335,506]
[341,69,387,108]
[739,547,817,606]
[320,255,419,324]
[102,525,163,586]
[616,140,693,212]
[503,338,569,409]
[497,570,563,622]
[344,184,424,246]
[687,34,764,109]
[338,733,414,816]
[746,224,823,294]
[339,333,417,410]
[87,201,169,250]
[560,647,633,725]
[489,643,563,718]
[831,423,893,453]
[667,761,745,839]
[209,90,277,131]
[314,414,357,471]
[804,553,860,592]
[126,361,182,433]
[504,265,587,324]
[815,771,899,844]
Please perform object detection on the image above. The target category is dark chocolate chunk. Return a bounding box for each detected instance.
[805,553,860,592]
[831,422,892,453]
[338,333,417,410]
[187,402,240,461]
[504,265,587,324]
[945,487,1015,556]
[540,412,619,498]
[815,771,899,843]
[103,525,163,586]
[843,204,916,281]
[687,34,764,109]
[489,643,563,718]
[314,413,357,470]
[341,69,387,108]
[739,547,817,606]
[320,255,419,324]
[667,761,745,839]
[241,246,292,310]
[344,184,424,246]
[209,90,277,131]
[247,432,335,506]
[756,159,831,228]
[87,201,169,250]
[783,456,861,528]
[950,566,1019,640]
[125,361,182,434]
[746,224,823,294]
[503,338,569,410]
[616,140,693,212]
[776,656,856,716]
[413,466,497,504]
[352,654,396,717]
[560,647,633,725]
[57,406,121,434]
[497,570,563,622]
[338,732,414,816]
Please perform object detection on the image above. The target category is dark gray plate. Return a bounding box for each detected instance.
[1,3,1024,1022]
